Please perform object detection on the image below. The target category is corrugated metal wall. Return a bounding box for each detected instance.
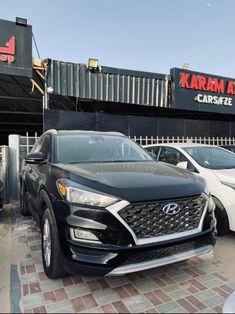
[47,60,171,108]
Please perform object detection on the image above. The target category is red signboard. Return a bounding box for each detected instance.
[0,36,15,63]
[0,19,32,77]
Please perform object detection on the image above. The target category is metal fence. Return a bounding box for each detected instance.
[17,135,235,159]
[19,132,39,164]
[9,133,39,201]
[0,146,9,203]
[132,136,235,147]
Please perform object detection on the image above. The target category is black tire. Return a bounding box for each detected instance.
[20,184,31,216]
[41,208,67,279]
[213,197,230,236]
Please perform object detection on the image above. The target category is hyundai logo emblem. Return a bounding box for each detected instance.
[162,203,181,215]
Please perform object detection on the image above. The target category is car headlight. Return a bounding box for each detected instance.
[221,181,235,190]
[57,180,119,207]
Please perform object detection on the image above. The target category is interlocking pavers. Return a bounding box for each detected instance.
[204,295,226,308]
[156,301,180,313]
[101,303,117,313]
[134,278,159,293]
[9,205,235,313]
[112,301,129,313]
[122,294,152,313]
[92,288,120,306]
[46,299,74,313]
[23,292,44,310]
[168,288,191,300]
[195,289,217,301]
[65,282,90,298]
[40,279,64,292]
[204,278,225,289]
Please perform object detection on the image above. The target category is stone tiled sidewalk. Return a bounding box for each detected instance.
[11,205,235,313]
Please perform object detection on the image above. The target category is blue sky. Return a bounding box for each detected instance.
[1,0,235,77]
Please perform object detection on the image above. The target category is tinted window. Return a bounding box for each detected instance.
[145,146,160,159]
[183,146,235,169]
[158,147,187,165]
[222,146,235,153]
[56,134,153,163]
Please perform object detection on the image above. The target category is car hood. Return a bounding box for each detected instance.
[52,161,205,202]
[213,168,235,183]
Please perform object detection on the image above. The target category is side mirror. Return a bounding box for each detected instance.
[177,161,188,170]
[24,152,46,164]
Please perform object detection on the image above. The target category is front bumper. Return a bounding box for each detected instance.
[62,228,216,276]
[53,194,216,276]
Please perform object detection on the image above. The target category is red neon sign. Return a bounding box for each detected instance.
[179,72,235,95]
[0,36,15,63]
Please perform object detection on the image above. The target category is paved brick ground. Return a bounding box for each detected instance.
[11,205,235,313]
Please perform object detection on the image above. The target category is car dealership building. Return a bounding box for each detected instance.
[2,17,235,148]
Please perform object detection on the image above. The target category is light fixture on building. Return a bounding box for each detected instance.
[183,63,189,70]
[87,58,99,70]
[16,17,27,26]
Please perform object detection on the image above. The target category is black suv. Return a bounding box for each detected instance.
[20,130,216,278]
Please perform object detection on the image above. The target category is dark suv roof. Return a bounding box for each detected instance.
[44,129,125,137]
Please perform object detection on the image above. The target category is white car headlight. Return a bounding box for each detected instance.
[221,181,235,190]
[57,180,119,207]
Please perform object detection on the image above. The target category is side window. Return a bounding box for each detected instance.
[145,146,160,160]
[159,147,187,165]
[40,136,50,159]
[159,147,198,172]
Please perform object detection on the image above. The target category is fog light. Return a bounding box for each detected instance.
[72,228,99,241]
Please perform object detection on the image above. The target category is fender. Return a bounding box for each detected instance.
[39,189,55,222]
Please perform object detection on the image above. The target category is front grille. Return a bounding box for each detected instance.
[119,196,206,239]
[123,241,206,265]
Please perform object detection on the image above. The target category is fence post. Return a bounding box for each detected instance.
[1,146,9,203]
[26,132,29,154]
[9,134,20,201]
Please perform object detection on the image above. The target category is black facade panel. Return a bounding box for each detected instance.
[44,110,96,132]
[229,122,235,136]
[129,116,159,137]
[96,114,129,135]
[158,118,185,137]
[209,120,231,138]
[44,109,234,139]
[184,120,211,137]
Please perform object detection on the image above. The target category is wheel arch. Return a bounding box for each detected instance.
[212,194,230,234]
[39,189,55,223]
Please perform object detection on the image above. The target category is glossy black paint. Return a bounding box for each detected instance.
[21,130,216,276]
[0,180,3,210]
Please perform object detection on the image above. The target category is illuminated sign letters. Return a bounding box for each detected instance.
[170,68,235,114]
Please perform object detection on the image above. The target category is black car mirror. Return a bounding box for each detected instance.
[24,152,46,164]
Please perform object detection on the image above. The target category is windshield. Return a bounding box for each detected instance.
[183,146,235,169]
[56,134,153,163]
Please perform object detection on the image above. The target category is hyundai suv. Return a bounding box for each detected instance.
[20,130,216,278]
